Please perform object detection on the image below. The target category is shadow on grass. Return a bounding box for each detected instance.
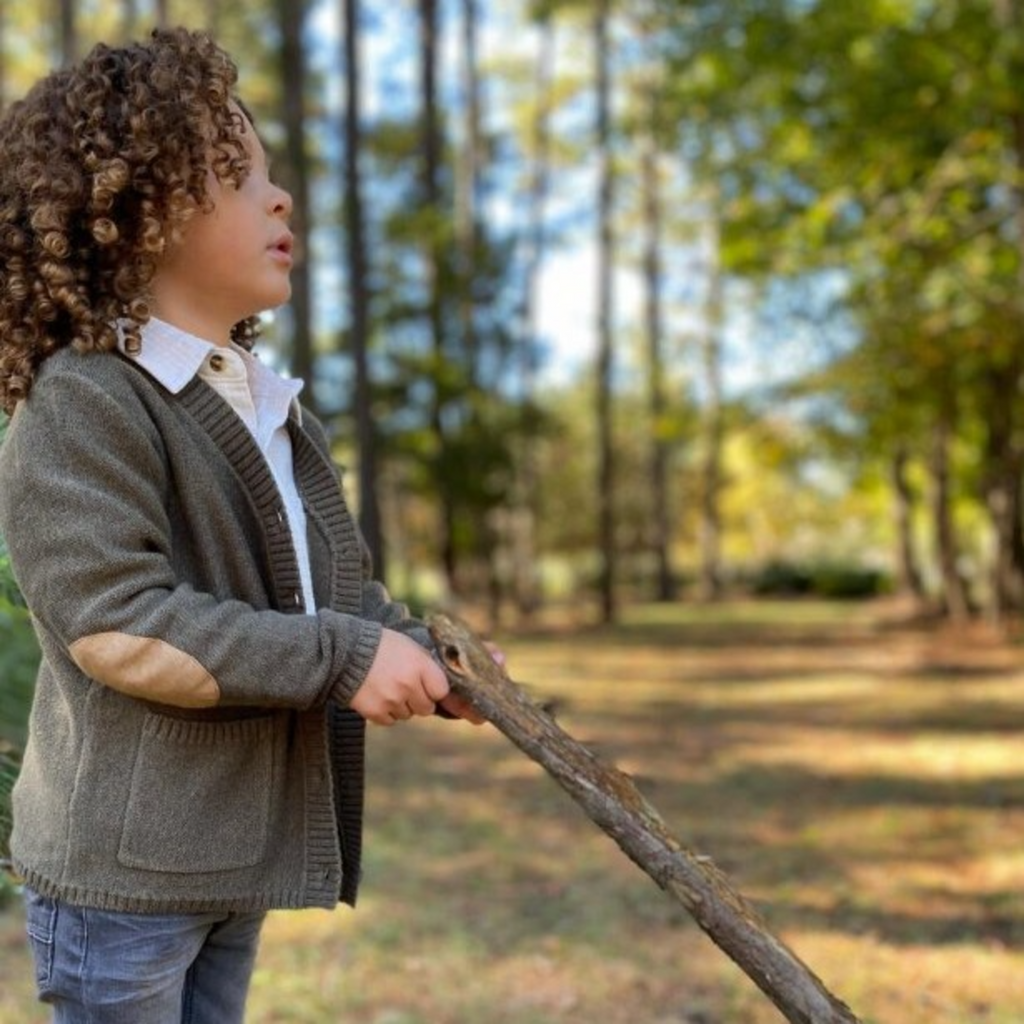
[515,619,877,652]
[6,599,1024,1024]
[364,723,1024,952]
[593,695,1024,737]
[758,892,1024,949]
[362,599,1024,961]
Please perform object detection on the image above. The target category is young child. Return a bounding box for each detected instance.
[0,27,483,1024]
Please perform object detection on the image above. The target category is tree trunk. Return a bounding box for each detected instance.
[641,70,673,603]
[205,0,223,40]
[342,0,384,578]
[594,0,617,623]
[508,13,556,620]
[457,0,502,619]
[121,0,138,39]
[0,0,7,115]
[155,0,170,28]
[419,0,457,593]
[930,410,971,621]
[981,364,1024,620]
[890,445,925,601]
[428,614,864,1024]
[57,0,77,66]
[990,0,1024,619]
[277,0,316,406]
[698,209,725,601]
[456,0,482,364]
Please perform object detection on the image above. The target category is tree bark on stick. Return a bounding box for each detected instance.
[427,613,863,1024]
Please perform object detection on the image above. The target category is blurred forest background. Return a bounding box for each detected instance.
[6,0,1024,862]
[2,0,1022,624]
[5,5,1024,1018]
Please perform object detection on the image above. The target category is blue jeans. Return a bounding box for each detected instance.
[23,887,266,1024]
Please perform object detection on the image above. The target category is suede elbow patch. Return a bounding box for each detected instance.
[70,632,220,707]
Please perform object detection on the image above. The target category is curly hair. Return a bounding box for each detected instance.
[0,27,261,415]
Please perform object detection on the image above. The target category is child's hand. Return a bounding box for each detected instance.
[351,628,451,726]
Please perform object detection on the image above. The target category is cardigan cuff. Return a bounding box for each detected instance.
[331,618,383,706]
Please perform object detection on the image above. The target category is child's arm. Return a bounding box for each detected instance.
[0,364,424,717]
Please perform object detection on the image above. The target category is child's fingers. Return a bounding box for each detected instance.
[484,641,506,669]
[438,692,486,725]
[422,656,451,703]
[405,675,442,716]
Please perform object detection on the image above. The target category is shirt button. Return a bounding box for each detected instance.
[209,353,226,371]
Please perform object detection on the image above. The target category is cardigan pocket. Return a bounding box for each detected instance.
[117,711,281,874]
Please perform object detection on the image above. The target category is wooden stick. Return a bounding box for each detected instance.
[427,613,863,1024]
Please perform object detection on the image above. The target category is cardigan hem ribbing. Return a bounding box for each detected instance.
[15,863,349,913]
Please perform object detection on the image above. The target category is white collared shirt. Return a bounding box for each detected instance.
[118,318,316,613]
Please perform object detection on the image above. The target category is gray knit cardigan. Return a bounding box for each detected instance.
[0,346,428,912]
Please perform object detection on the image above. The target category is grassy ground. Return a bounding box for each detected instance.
[4,598,1024,1023]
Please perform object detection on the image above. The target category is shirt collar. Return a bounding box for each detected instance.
[117,318,218,394]
[116,318,304,423]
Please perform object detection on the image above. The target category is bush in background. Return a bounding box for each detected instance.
[748,560,891,599]
[0,538,39,905]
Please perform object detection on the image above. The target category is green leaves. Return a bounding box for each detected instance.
[0,564,35,753]
[0,418,37,882]
[0,544,37,889]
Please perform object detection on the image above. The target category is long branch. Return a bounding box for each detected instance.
[427,613,863,1024]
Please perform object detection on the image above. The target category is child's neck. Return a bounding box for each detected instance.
[149,306,234,348]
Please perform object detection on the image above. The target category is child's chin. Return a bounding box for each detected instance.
[264,283,292,309]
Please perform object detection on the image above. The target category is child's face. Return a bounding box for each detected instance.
[149,106,294,344]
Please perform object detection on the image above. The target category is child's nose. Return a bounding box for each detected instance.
[272,185,293,218]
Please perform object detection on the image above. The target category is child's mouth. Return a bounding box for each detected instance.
[270,234,294,263]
